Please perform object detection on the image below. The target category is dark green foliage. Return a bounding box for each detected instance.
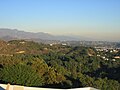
[78,73,120,90]
[0,64,43,86]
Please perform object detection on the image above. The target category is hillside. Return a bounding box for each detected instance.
[0,40,120,89]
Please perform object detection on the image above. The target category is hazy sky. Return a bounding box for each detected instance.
[0,0,120,41]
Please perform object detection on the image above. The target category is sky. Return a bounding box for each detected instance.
[0,0,120,41]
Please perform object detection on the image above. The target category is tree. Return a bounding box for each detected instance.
[0,64,43,86]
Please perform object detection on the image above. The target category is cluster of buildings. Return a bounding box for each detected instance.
[95,47,120,62]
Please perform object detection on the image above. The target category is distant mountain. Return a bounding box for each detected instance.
[0,28,83,41]
[0,36,18,41]
[0,28,54,40]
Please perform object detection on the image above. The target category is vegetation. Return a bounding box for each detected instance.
[0,40,120,89]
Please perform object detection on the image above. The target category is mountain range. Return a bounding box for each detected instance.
[0,28,88,41]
